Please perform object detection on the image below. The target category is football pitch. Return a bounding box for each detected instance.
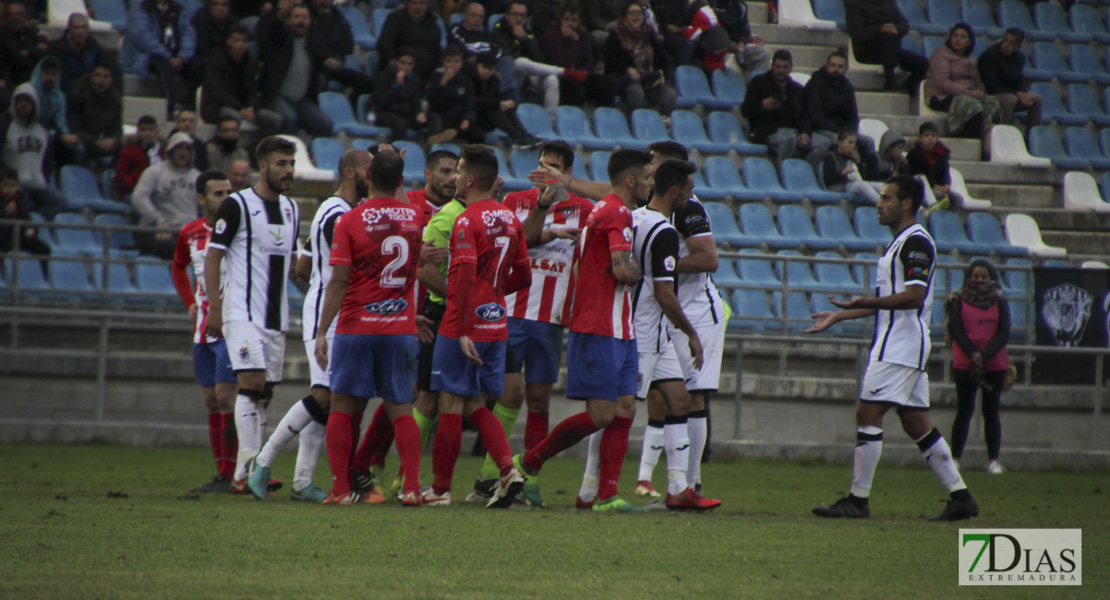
[0,444,1104,599]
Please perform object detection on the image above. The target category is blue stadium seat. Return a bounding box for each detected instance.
[52,213,102,256]
[1063,128,1110,170]
[491,147,529,191]
[59,165,128,214]
[998,0,1055,41]
[1071,3,1110,44]
[630,109,673,144]
[590,151,611,185]
[90,261,137,303]
[1028,125,1089,168]
[702,202,760,248]
[711,70,746,107]
[340,6,377,50]
[47,259,97,303]
[430,143,461,155]
[1101,172,1110,205]
[811,0,846,29]
[510,148,541,181]
[593,107,648,149]
[516,103,557,140]
[310,138,344,174]
[813,250,865,293]
[928,211,993,255]
[27,212,54,246]
[319,91,386,138]
[1043,259,1071,268]
[736,249,783,288]
[704,156,765,202]
[92,214,139,257]
[1002,257,1033,296]
[670,111,730,155]
[1065,83,1110,126]
[706,112,769,155]
[674,66,734,110]
[899,0,947,35]
[392,141,427,185]
[731,289,775,332]
[287,279,304,314]
[714,258,743,289]
[780,159,842,204]
[814,206,877,251]
[1034,1,1090,43]
[327,54,363,91]
[1031,83,1088,126]
[573,153,590,180]
[692,170,729,202]
[739,204,797,249]
[854,207,893,247]
[1035,44,1090,84]
[1069,46,1110,85]
[853,252,881,292]
[133,258,177,297]
[771,290,813,333]
[364,51,380,76]
[934,255,962,297]
[349,138,374,153]
[957,0,1003,38]
[777,205,840,251]
[372,8,391,38]
[922,35,944,59]
[966,212,1028,257]
[5,253,52,297]
[553,106,609,150]
[901,35,923,55]
[90,0,127,30]
[810,290,866,336]
[774,249,823,289]
[743,157,804,203]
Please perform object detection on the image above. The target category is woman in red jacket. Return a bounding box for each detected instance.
[946,259,1010,474]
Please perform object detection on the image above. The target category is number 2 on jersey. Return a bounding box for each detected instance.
[380,235,409,288]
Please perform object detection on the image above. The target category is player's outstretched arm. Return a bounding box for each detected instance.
[654,280,704,370]
[523,186,557,247]
[203,247,227,338]
[832,285,927,311]
[610,250,642,284]
[528,164,609,202]
[314,265,350,369]
[675,234,719,275]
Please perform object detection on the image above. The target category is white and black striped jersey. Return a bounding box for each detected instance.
[301,196,352,341]
[671,197,723,325]
[209,187,300,332]
[632,206,681,353]
[869,223,936,370]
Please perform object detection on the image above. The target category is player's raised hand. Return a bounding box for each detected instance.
[314,337,329,370]
[830,295,864,310]
[459,335,483,365]
[420,241,448,265]
[803,311,837,334]
[549,227,581,241]
[689,334,704,371]
[415,315,435,344]
[529,163,568,188]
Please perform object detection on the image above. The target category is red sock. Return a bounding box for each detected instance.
[470,407,513,475]
[431,413,462,495]
[207,413,221,471]
[564,68,587,83]
[392,414,422,495]
[352,403,394,473]
[523,412,598,472]
[326,412,354,497]
[219,413,237,479]
[597,416,633,501]
[348,411,364,488]
[524,410,549,451]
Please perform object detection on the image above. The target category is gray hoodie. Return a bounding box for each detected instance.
[130,131,201,229]
[864,129,908,181]
[0,83,51,191]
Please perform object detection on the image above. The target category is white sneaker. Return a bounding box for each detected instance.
[987,460,1006,475]
[420,487,451,506]
[487,468,524,509]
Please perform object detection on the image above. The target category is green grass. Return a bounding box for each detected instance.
[0,444,1105,599]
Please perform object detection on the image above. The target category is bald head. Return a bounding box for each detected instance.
[338,148,371,177]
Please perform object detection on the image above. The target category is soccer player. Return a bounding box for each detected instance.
[407,149,459,219]
[245,149,373,503]
[467,141,592,506]
[174,170,238,493]
[205,136,300,495]
[425,144,532,508]
[511,149,650,514]
[806,175,979,521]
[312,149,428,506]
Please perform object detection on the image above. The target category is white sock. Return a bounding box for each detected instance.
[233,394,261,481]
[850,425,883,498]
[294,420,326,491]
[917,428,967,493]
[663,418,690,496]
[257,399,313,468]
[578,430,602,502]
[636,422,664,482]
[686,413,707,488]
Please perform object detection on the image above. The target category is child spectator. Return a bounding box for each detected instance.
[372,46,439,141]
[116,115,165,199]
[472,52,541,147]
[863,129,908,182]
[821,129,879,204]
[906,121,961,213]
[425,45,480,145]
[0,166,51,256]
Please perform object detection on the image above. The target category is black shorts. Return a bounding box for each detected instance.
[417,299,446,392]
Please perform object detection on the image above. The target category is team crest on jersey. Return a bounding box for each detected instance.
[215,219,227,234]
[623,227,633,242]
[474,302,506,322]
[238,346,250,361]
[283,206,293,223]
[664,256,676,271]
[366,298,409,315]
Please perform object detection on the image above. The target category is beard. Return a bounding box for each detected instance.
[355,179,369,199]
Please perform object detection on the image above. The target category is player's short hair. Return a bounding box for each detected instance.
[772,49,793,64]
[459,144,499,190]
[0,166,19,183]
[654,160,696,197]
[607,148,653,183]
[369,149,404,193]
[539,141,574,170]
[196,170,229,195]
[918,121,939,136]
[256,136,296,163]
[92,59,114,74]
[648,140,688,162]
[397,45,418,60]
[886,175,924,213]
[443,45,465,61]
[137,114,157,128]
[1003,27,1025,45]
[836,127,857,142]
[217,115,239,128]
[426,149,459,169]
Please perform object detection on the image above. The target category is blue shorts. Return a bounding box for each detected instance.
[431,335,507,398]
[505,317,564,384]
[565,331,638,402]
[193,339,237,387]
[330,334,418,403]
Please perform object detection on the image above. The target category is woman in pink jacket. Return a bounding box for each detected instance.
[924,23,1000,154]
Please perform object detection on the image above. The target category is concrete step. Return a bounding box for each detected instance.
[989,207,1110,231]
[122,74,163,98]
[122,96,167,127]
[855,91,912,116]
[1041,230,1110,255]
[752,24,847,47]
[950,160,1061,185]
[971,184,1059,209]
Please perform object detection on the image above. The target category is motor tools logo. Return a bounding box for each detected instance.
[959,529,1081,586]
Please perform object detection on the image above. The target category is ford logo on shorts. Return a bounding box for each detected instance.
[365,299,408,315]
[475,302,506,322]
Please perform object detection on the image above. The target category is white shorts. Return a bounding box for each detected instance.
[669,317,725,393]
[304,335,334,388]
[860,361,930,410]
[223,321,286,383]
[636,343,685,400]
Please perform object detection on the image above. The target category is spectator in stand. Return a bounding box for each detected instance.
[425,45,480,145]
[49,13,115,93]
[378,0,443,81]
[645,0,695,71]
[906,121,960,213]
[822,128,880,204]
[604,1,677,116]
[708,0,771,76]
[804,51,874,169]
[131,132,201,259]
[0,166,51,256]
[472,52,542,147]
[201,25,283,142]
[170,110,209,172]
[740,49,810,163]
[191,0,239,76]
[977,27,1042,128]
[227,158,250,191]
[206,116,249,171]
[0,1,51,87]
[259,4,335,137]
[530,0,578,37]
[538,4,613,109]
[862,129,908,182]
[230,0,265,20]
[0,84,65,218]
[372,46,439,141]
[844,0,927,94]
[67,61,123,166]
[255,0,298,59]
[30,57,82,163]
[925,23,999,151]
[494,1,587,117]
[121,0,200,119]
[116,115,165,199]
[449,2,520,102]
[309,0,353,58]
[584,0,625,50]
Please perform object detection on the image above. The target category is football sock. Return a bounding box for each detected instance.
[917,427,967,493]
[325,412,353,497]
[479,404,520,480]
[353,403,394,474]
[432,413,462,495]
[523,412,598,473]
[524,409,548,450]
[663,416,691,496]
[294,421,325,491]
[207,413,221,473]
[687,410,708,488]
[850,425,883,499]
[597,416,633,501]
[471,407,514,476]
[348,411,364,478]
[578,430,602,502]
[413,408,437,452]
[218,412,237,479]
[257,397,313,468]
[392,414,422,495]
[233,391,262,481]
[636,420,665,482]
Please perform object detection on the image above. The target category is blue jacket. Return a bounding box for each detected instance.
[120,0,197,80]
[30,57,71,135]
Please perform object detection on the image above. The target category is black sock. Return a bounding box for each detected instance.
[848,494,869,506]
[951,489,972,502]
